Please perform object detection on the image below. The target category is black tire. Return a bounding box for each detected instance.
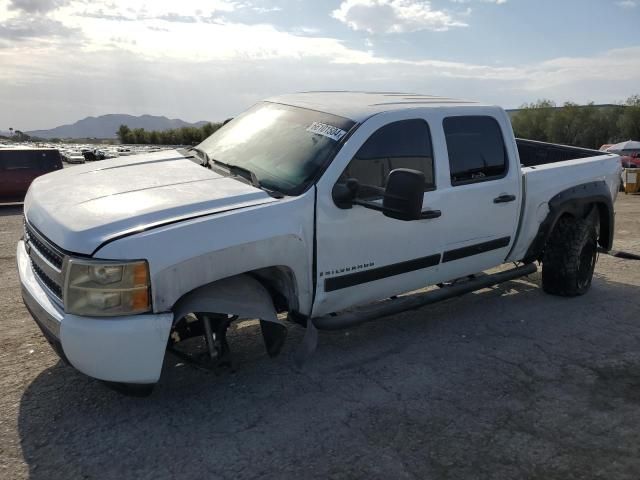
[542,216,598,297]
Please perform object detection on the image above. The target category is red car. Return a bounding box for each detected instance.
[600,144,640,168]
[0,148,63,201]
[620,152,640,168]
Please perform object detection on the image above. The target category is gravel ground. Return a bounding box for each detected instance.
[1,195,639,480]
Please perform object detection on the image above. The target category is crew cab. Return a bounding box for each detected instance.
[17,92,622,394]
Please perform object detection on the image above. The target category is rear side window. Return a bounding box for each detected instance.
[0,150,59,170]
[0,153,40,170]
[40,151,62,170]
[342,119,435,197]
[443,116,507,185]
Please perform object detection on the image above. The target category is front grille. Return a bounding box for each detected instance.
[24,220,66,303]
[30,260,63,298]
[24,222,64,269]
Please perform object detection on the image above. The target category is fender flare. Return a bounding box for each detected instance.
[172,274,287,356]
[523,181,614,262]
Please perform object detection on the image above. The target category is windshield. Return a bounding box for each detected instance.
[197,102,355,195]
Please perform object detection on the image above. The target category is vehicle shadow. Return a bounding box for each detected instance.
[17,274,640,479]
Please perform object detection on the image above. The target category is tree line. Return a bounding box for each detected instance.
[511,95,640,149]
[116,122,223,145]
[113,95,640,149]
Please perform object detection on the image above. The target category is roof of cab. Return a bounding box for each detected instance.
[265,91,484,123]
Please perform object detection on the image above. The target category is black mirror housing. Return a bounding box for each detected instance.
[383,169,425,221]
[332,170,429,222]
[332,178,360,209]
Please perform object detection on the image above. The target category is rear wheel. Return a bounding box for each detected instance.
[542,217,598,297]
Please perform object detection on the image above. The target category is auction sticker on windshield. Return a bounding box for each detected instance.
[307,122,347,142]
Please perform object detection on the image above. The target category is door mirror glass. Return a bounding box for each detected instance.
[383,169,425,221]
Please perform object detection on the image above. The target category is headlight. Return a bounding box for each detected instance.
[64,259,151,316]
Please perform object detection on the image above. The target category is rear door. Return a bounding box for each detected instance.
[436,114,522,281]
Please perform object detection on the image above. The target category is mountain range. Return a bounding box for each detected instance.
[26,114,209,139]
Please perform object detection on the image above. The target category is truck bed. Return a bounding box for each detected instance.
[507,142,621,262]
[516,138,601,167]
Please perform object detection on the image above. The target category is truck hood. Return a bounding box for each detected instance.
[24,149,279,255]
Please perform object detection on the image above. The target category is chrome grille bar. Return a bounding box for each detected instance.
[24,220,66,304]
[24,222,64,269]
[30,260,63,299]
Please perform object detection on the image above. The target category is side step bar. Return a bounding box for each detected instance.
[313,263,537,331]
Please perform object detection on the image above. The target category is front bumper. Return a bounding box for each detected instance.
[17,241,173,384]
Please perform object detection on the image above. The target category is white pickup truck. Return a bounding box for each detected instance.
[17,92,622,394]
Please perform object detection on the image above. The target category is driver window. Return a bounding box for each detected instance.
[340,119,435,199]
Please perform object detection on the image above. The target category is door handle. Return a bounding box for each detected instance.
[493,194,516,204]
[420,209,442,219]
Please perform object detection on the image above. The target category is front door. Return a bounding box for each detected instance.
[313,116,446,317]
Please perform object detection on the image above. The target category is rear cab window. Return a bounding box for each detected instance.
[340,119,435,199]
[0,150,61,171]
[443,116,508,186]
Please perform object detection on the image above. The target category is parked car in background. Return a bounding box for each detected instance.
[600,143,639,190]
[61,150,86,164]
[0,148,63,201]
[117,147,133,156]
[603,141,640,168]
[82,149,101,161]
[620,154,640,168]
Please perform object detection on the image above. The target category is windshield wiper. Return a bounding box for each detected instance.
[230,165,261,188]
[210,159,285,198]
[188,147,210,165]
[209,158,255,184]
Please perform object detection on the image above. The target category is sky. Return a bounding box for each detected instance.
[1,0,639,130]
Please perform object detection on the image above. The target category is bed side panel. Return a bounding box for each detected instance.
[507,154,621,262]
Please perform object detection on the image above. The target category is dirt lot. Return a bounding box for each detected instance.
[1,195,639,480]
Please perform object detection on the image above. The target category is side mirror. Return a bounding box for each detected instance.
[332,178,360,209]
[382,169,426,221]
[332,169,433,221]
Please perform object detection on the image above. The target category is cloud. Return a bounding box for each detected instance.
[7,0,68,13]
[332,0,466,34]
[2,16,638,130]
[526,46,640,91]
[0,0,638,130]
[0,15,79,41]
[616,0,637,7]
[70,0,238,22]
[449,0,507,4]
